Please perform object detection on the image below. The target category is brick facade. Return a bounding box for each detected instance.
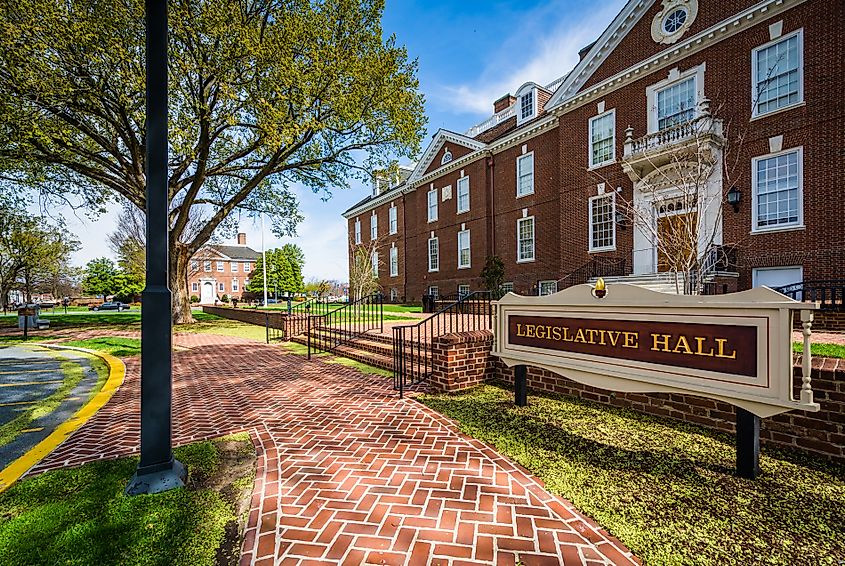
[343,0,844,302]
[187,233,260,304]
[427,330,845,462]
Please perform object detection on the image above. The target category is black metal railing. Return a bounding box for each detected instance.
[290,297,335,316]
[556,257,627,290]
[307,293,383,358]
[393,291,494,397]
[773,280,845,311]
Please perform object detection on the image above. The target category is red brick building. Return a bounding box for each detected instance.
[188,233,260,304]
[343,0,844,302]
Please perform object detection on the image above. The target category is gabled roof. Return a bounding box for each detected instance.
[407,129,487,185]
[197,244,261,261]
[545,0,656,110]
[342,183,406,219]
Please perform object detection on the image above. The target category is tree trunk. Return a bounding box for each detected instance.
[170,244,194,324]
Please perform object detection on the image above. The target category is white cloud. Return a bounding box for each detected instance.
[436,1,626,116]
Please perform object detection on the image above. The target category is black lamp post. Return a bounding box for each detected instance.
[727,186,742,212]
[126,0,186,495]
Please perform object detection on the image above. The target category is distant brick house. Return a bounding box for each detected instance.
[188,233,260,304]
[343,0,844,302]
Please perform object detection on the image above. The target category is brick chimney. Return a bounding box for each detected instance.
[237,232,247,245]
[494,94,516,113]
[578,40,597,61]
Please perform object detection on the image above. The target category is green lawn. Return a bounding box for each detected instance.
[62,337,143,358]
[0,432,255,566]
[793,341,845,359]
[418,383,845,566]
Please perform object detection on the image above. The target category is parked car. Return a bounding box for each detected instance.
[89,301,130,312]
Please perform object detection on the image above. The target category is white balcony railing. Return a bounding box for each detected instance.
[465,105,516,137]
[623,98,723,158]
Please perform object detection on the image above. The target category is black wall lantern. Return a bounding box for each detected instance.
[615,209,627,229]
[727,186,742,212]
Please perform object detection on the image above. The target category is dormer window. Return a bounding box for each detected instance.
[440,147,453,165]
[520,92,534,120]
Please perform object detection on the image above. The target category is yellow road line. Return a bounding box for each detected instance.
[0,401,36,407]
[0,380,64,387]
[19,427,44,433]
[0,369,55,375]
[0,346,125,494]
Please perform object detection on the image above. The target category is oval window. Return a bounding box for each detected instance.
[662,8,688,34]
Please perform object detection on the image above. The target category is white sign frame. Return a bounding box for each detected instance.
[493,284,819,418]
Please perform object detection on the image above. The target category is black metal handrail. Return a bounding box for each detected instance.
[556,257,627,290]
[307,293,383,358]
[289,297,335,316]
[773,280,845,311]
[393,291,494,397]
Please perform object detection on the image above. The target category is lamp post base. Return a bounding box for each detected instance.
[125,458,187,495]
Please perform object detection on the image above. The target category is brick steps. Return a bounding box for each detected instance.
[290,328,431,373]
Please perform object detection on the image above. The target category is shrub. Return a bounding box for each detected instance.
[221,294,230,303]
[190,295,199,303]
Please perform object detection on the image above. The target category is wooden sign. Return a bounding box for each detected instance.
[18,308,36,316]
[493,283,819,418]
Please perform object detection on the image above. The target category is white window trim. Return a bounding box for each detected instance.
[216,261,224,272]
[427,189,438,223]
[370,214,378,240]
[389,246,398,277]
[751,29,803,119]
[516,216,535,263]
[752,265,803,288]
[191,282,198,292]
[427,237,439,272]
[203,261,211,272]
[354,219,362,244]
[516,87,537,125]
[645,64,705,134]
[232,279,239,292]
[231,262,238,272]
[244,262,251,273]
[389,206,398,234]
[371,251,379,276]
[588,109,616,169]
[456,176,470,214]
[750,146,804,234]
[538,280,558,296]
[516,152,535,198]
[588,193,617,252]
[457,229,471,269]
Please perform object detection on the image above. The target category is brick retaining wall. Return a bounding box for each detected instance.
[429,330,845,461]
[201,305,307,338]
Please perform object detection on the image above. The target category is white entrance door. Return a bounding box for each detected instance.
[752,266,803,290]
[201,281,215,304]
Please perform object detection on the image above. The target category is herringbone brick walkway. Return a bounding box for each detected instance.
[31,332,637,565]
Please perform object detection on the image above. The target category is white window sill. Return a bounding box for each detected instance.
[750,101,805,122]
[428,218,437,223]
[516,258,535,264]
[389,231,398,236]
[457,209,469,215]
[458,265,471,270]
[750,224,805,235]
[390,274,398,278]
[428,268,439,273]
[589,246,617,253]
[516,191,535,199]
[587,159,616,171]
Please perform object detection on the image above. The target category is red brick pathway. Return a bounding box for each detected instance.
[31,333,637,565]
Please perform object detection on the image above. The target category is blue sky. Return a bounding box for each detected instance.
[65,0,626,281]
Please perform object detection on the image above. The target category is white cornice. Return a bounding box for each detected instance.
[408,129,487,185]
[549,0,805,114]
[341,185,405,219]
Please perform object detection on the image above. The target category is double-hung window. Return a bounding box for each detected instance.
[203,260,211,272]
[517,217,535,262]
[370,214,378,240]
[217,261,224,272]
[354,219,361,244]
[520,91,534,120]
[232,279,239,292]
[428,237,439,272]
[457,229,471,269]
[389,246,398,277]
[371,251,379,276]
[501,282,514,294]
[752,148,802,231]
[589,194,616,251]
[231,262,238,272]
[427,189,438,222]
[657,77,696,130]
[516,153,534,197]
[753,31,802,117]
[457,177,470,213]
[244,262,251,273]
[538,280,558,296]
[458,284,470,298]
[389,206,398,234]
[589,111,615,167]
[192,282,198,292]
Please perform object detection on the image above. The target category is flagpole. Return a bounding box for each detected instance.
[261,215,268,306]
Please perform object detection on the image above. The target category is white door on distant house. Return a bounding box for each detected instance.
[201,281,215,304]
[752,266,803,291]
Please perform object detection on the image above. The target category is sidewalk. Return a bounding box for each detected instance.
[31,332,637,565]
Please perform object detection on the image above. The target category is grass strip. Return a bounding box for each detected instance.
[792,341,845,359]
[0,356,88,448]
[62,337,142,358]
[0,433,255,566]
[418,383,845,566]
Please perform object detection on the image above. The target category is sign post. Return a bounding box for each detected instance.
[493,283,819,478]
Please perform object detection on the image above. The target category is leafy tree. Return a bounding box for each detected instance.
[82,258,119,297]
[107,205,146,284]
[246,245,305,296]
[280,244,305,293]
[348,239,380,301]
[481,256,506,297]
[0,208,80,306]
[0,0,426,323]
